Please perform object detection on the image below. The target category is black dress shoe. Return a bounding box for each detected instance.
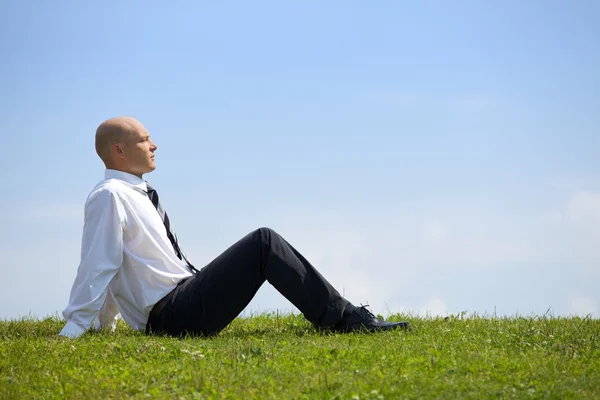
[332,305,410,333]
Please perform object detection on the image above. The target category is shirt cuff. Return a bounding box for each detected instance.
[59,321,88,339]
[94,315,119,332]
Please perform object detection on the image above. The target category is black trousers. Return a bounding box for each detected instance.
[146,227,353,336]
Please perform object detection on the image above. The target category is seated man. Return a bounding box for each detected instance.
[59,116,409,339]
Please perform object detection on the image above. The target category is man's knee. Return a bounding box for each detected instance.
[257,226,275,236]
[255,226,277,243]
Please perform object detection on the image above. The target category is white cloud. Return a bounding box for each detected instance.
[416,297,448,317]
[569,296,598,317]
[563,191,600,263]
[20,204,83,221]
[393,297,448,318]
[550,176,596,192]
[422,218,445,245]
[567,191,600,227]
[539,209,563,228]
[0,237,81,319]
[254,188,600,317]
[5,188,600,321]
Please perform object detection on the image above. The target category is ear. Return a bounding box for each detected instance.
[113,143,126,160]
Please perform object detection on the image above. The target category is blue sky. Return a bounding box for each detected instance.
[1,1,599,321]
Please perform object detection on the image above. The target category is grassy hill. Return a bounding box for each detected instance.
[1,313,598,399]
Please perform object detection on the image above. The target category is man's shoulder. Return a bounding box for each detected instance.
[90,178,127,195]
[86,179,134,203]
[82,180,132,220]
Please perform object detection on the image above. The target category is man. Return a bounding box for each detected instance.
[59,116,409,339]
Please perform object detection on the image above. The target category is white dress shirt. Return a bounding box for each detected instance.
[59,169,194,338]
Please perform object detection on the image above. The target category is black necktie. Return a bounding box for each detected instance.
[145,183,198,273]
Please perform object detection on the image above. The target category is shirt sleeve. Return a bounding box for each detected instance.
[93,288,120,332]
[59,188,126,339]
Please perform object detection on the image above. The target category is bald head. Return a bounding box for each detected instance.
[95,116,143,163]
[94,116,158,177]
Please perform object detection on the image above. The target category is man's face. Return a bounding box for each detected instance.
[121,122,158,177]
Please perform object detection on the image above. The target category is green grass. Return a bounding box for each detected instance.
[1,313,599,399]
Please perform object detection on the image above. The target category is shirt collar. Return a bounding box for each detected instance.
[105,169,148,192]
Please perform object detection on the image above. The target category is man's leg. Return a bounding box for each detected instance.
[147,227,354,336]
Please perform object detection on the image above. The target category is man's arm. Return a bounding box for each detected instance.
[93,288,120,333]
[59,188,126,339]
